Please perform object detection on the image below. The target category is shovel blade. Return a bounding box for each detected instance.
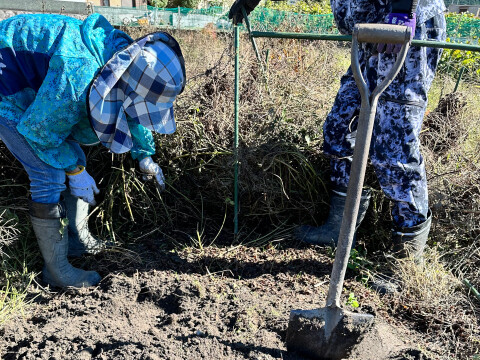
[286,307,374,360]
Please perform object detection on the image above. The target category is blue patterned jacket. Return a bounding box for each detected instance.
[0,14,155,171]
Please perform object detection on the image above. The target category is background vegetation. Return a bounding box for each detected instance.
[264,0,331,15]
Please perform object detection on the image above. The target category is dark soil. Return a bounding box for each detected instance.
[0,244,443,360]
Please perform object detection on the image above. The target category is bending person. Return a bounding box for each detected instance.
[0,14,186,288]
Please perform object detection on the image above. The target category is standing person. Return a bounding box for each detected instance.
[229,1,446,290]
[0,13,185,288]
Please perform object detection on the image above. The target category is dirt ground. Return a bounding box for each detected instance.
[0,244,444,360]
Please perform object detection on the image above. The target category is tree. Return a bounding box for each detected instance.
[179,0,200,7]
[164,0,199,8]
[148,0,168,8]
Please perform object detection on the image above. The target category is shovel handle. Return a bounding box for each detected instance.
[325,24,411,308]
[355,23,412,44]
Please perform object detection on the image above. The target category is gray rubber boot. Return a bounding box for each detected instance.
[29,201,101,288]
[294,188,371,246]
[370,210,432,295]
[63,190,104,257]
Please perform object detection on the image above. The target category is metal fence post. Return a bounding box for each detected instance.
[454,66,466,92]
[241,8,263,67]
[177,6,181,30]
[234,24,240,236]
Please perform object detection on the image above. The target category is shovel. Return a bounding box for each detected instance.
[285,23,412,360]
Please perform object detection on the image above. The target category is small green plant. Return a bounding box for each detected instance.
[346,292,359,308]
[347,248,372,272]
[347,248,374,285]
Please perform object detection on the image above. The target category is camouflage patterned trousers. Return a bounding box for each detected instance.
[323,13,446,228]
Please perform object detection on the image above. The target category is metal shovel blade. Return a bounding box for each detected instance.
[286,307,374,360]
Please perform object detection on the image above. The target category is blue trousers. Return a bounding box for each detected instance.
[0,109,86,204]
[323,13,446,228]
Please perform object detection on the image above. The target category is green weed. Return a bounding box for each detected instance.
[346,292,359,308]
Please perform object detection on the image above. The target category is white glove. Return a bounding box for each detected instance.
[139,156,166,192]
[66,166,100,206]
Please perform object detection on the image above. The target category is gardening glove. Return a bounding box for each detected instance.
[377,13,416,54]
[228,0,261,25]
[139,156,166,192]
[66,166,100,206]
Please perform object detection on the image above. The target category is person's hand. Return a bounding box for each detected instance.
[377,13,416,54]
[139,156,166,192]
[228,0,261,25]
[66,166,100,206]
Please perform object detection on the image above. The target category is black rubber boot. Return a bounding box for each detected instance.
[63,190,104,257]
[29,201,101,288]
[294,188,371,247]
[392,209,432,264]
[370,210,432,295]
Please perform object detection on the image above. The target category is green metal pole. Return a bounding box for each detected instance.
[454,66,466,92]
[234,25,240,236]
[251,31,352,42]
[242,8,263,66]
[464,279,480,302]
[250,31,480,52]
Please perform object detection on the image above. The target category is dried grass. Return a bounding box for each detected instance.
[422,92,469,155]
[78,30,350,242]
[0,209,20,253]
[389,250,480,358]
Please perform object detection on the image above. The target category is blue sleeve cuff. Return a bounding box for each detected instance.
[127,117,156,161]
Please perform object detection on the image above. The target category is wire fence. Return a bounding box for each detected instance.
[248,9,337,33]
[95,5,232,30]
[446,13,480,42]
[96,6,480,43]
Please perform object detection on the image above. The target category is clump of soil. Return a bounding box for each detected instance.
[422,92,468,155]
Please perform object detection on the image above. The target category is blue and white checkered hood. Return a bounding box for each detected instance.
[88,32,185,154]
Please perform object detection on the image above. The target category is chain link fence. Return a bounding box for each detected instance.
[248,9,337,33]
[446,13,480,42]
[95,5,232,29]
